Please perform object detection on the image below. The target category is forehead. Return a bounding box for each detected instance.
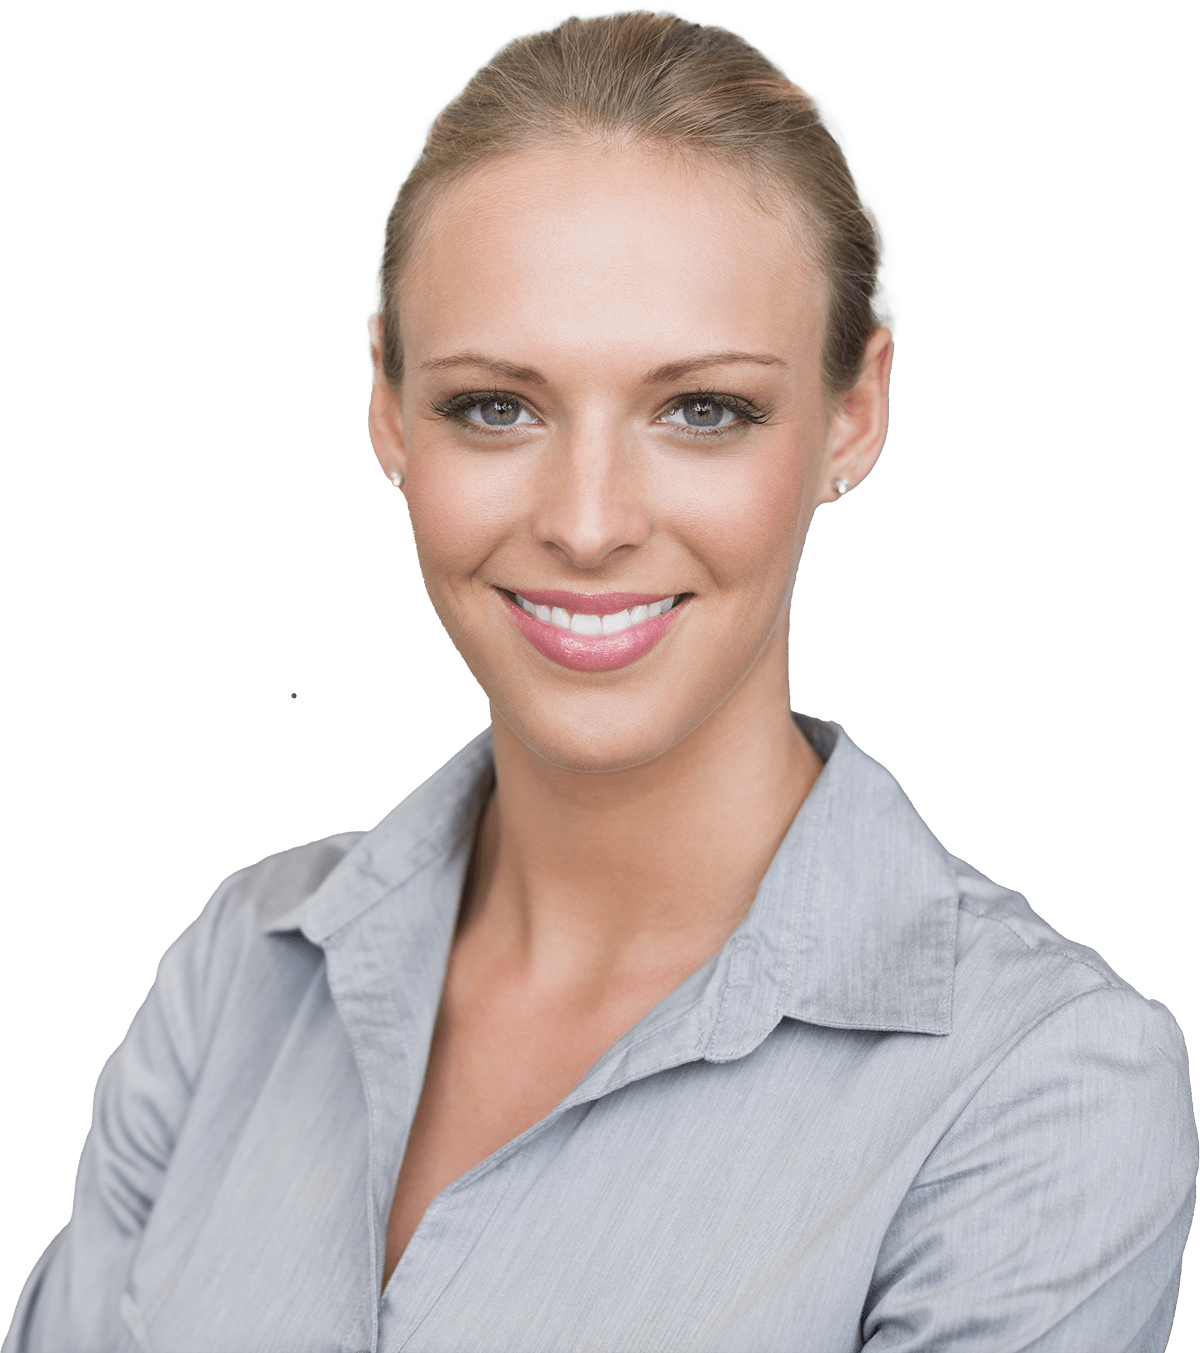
[399,142,827,374]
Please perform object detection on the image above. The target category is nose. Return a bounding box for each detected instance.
[531,425,651,571]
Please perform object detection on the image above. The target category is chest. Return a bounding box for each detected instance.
[375,1023,937,1353]
[384,970,673,1276]
[123,956,962,1353]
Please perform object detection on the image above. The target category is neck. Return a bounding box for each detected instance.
[464,631,823,996]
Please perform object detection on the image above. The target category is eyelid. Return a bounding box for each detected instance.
[429,387,770,432]
[430,389,543,430]
[656,390,771,427]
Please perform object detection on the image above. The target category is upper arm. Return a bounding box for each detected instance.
[4,894,230,1353]
[863,985,1198,1352]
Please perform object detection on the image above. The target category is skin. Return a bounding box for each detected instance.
[368,140,892,1283]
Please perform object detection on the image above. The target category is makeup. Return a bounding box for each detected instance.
[500,588,686,672]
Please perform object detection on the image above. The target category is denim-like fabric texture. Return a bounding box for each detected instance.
[6,719,1196,1352]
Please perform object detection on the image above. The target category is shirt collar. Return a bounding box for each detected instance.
[702,714,959,1060]
[267,717,960,1052]
[265,730,495,945]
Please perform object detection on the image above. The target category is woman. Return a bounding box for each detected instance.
[6,13,1195,1352]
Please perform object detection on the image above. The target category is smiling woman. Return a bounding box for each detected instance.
[370,127,890,778]
[5,12,1195,1353]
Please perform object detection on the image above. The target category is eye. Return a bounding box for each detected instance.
[657,393,768,434]
[431,391,541,432]
[660,397,739,429]
[468,396,538,428]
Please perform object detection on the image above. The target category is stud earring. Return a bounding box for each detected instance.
[834,477,850,496]
[390,471,404,488]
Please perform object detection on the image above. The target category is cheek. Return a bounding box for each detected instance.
[667,442,814,596]
[403,447,517,595]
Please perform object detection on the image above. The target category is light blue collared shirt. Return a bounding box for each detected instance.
[6,718,1196,1352]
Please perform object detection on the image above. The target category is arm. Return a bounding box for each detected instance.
[863,986,1198,1352]
[4,900,222,1353]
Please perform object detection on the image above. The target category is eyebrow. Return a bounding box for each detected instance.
[641,351,787,384]
[419,350,786,386]
[420,353,547,384]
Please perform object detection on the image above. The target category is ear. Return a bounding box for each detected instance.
[820,327,893,503]
[367,315,408,488]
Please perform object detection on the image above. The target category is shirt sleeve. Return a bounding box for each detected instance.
[862,984,1198,1352]
[3,895,227,1353]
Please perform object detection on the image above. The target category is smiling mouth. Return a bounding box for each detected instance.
[499,588,689,672]
[510,592,678,635]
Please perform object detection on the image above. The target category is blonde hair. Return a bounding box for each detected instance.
[379,12,881,396]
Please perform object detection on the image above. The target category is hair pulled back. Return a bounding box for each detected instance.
[379,12,881,396]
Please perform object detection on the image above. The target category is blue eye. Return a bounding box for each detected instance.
[660,398,740,430]
[431,392,541,431]
[465,398,538,428]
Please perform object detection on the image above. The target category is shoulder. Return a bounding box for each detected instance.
[146,831,366,1050]
[210,830,367,931]
[175,829,367,960]
[951,852,1124,991]
[865,866,1197,1350]
[946,853,1190,1081]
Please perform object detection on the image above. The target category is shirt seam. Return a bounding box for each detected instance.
[957,895,1122,987]
[550,1007,709,1115]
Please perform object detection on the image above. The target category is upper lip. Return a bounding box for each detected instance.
[502,588,680,613]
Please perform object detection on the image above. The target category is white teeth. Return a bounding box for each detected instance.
[514,593,679,635]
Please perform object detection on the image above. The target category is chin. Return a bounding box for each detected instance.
[446,596,775,775]
[520,731,677,775]
[492,681,727,775]
[503,714,689,768]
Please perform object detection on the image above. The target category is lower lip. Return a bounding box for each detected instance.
[501,593,686,672]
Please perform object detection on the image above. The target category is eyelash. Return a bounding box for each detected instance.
[429,390,527,430]
[429,389,772,437]
[661,390,772,436]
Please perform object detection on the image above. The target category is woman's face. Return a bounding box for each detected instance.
[371,142,890,773]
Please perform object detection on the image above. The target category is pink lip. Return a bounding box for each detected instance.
[500,590,687,672]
